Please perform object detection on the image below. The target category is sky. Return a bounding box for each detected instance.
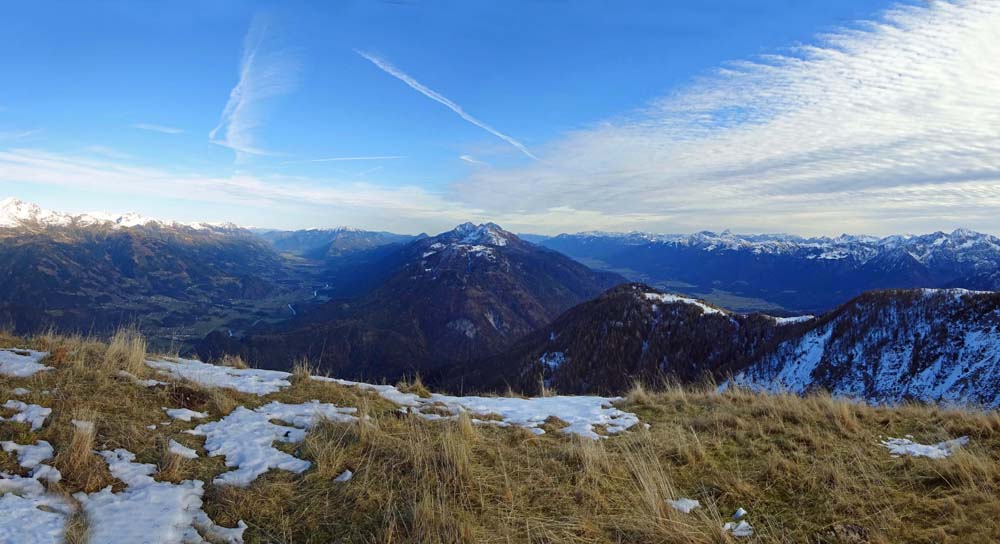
[1,0,998,236]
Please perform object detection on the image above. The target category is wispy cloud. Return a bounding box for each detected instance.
[82,145,131,160]
[455,0,1000,235]
[296,155,405,163]
[356,50,536,160]
[459,154,489,166]
[132,123,184,135]
[210,16,299,160]
[0,147,480,231]
[0,129,42,140]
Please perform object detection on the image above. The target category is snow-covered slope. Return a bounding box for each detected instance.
[729,289,1000,407]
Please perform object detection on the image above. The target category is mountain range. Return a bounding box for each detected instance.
[4,197,1000,407]
[535,229,1000,312]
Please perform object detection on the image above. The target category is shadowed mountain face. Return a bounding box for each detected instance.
[198,223,626,381]
[449,283,793,395]
[537,229,1000,313]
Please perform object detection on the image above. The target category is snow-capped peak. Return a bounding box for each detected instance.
[448,222,512,247]
[0,197,224,231]
[0,197,71,228]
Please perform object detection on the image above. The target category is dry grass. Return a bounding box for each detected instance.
[217,353,249,369]
[290,357,314,382]
[102,325,148,375]
[2,332,1000,543]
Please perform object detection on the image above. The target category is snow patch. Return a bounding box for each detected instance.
[168,440,199,460]
[118,370,166,388]
[768,315,814,325]
[324,379,640,439]
[723,520,754,537]
[75,449,246,544]
[2,400,51,431]
[2,440,54,470]
[147,357,292,396]
[164,407,208,422]
[667,498,700,513]
[0,474,74,544]
[644,292,724,316]
[0,349,51,378]
[880,436,969,459]
[189,401,358,486]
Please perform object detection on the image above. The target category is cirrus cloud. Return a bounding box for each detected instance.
[453,0,1000,235]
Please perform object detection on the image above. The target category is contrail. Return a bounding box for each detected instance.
[357,50,536,160]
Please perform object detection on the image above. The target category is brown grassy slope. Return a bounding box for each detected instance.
[1,330,999,543]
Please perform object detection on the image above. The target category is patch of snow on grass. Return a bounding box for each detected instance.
[668,498,700,513]
[29,464,61,484]
[2,400,51,431]
[334,470,353,482]
[164,407,208,422]
[2,440,54,469]
[12,387,30,396]
[880,436,969,459]
[0,349,51,378]
[324,379,639,439]
[0,474,74,544]
[117,370,166,388]
[189,401,358,486]
[313,377,423,407]
[644,292,724,316]
[168,440,199,459]
[75,449,246,544]
[723,520,754,537]
[147,357,292,396]
[425,394,639,439]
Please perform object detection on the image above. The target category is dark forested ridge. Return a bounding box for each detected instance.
[199,223,626,381]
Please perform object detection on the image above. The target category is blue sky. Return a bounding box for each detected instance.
[3,0,999,235]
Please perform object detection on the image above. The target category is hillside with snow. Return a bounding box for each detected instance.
[728,289,1000,407]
